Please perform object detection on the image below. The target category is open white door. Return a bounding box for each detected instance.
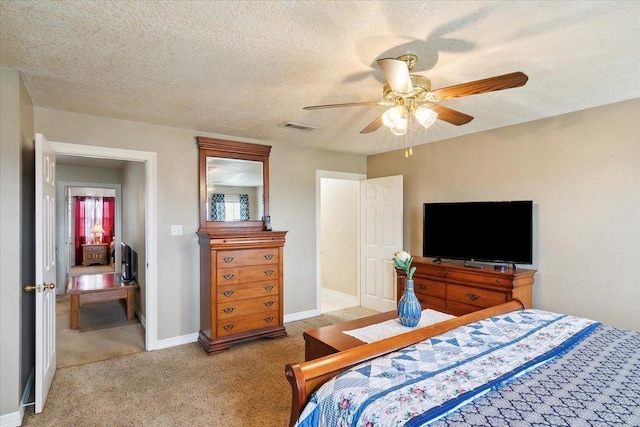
[360,175,403,311]
[34,133,57,413]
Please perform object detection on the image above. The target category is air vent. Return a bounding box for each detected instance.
[281,122,318,132]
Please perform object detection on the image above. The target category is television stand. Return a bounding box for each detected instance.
[397,257,536,316]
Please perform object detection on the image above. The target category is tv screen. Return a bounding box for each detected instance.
[423,201,533,265]
[121,242,137,282]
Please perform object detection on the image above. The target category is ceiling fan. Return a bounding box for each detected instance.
[304,54,528,136]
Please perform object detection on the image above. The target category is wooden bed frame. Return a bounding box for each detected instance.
[284,299,525,427]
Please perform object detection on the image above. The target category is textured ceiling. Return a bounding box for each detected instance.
[2,1,640,155]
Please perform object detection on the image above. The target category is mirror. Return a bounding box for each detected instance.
[205,157,263,221]
[197,137,271,232]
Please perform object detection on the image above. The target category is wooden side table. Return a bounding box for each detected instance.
[82,243,109,266]
[66,273,138,329]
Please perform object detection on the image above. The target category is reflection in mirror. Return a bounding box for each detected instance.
[206,157,264,222]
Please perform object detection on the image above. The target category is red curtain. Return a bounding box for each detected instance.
[102,197,115,244]
[74,197,87,264]
[73,196,116,265]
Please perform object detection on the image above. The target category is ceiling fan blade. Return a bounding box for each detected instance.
[303,101,390,110]
[360,116,383,134]
[433,72,529,100]
[430,104,474,126]
[377,58,413,94]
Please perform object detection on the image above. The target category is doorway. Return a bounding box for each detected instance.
[317,171,366,314]
[56,182,121,294]
[50,141,158,352]
[55,160,145,366]
[316,172,404,315]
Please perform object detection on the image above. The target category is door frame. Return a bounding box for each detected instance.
[49,141,159,351]
[56,182,122,294]
[316,170,366,315]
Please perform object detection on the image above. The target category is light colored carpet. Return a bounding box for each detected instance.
[23,305,377,426]
[56,295,145,368]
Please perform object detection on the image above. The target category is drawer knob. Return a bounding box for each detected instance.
[222,290,234,297]
[445,271,451,276]
[223,307,235,314]
[264,254,274,260]
[418,284,426,290]
[496,279,502,284]
[222,273,234,280]
[264,285,274,291]
[223,256,234,263]
[263,270,274,276]
[466,293,480,301]
[264,317,274,323]
[223,324,234,331]
[263,301,274,307]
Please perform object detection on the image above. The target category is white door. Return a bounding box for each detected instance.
[360,175,403,311]
[35,133,57,413]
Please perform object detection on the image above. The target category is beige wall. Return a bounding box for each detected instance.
[33,107,367,340]
[368,98,640,331]
[321,178,358,295]
[0,68,34,421]
[121,161,147,315]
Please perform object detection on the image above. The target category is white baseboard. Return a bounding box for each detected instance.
[0,370,32,427]
[0,410,22,427]
[0,369,35,427]
[321,287,358,305]
[284,308,320,322]
[135,306,146,329]
[152,332,199,350]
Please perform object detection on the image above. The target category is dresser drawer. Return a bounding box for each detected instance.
[217,248,279,268]
[217,280,278,302]
[445,270,514,288]
[217,310,280,337]
[448,284,507,308]
[218,295,278,319]
[446,300,482,316]
[217,265,279,284]
[413,279,446,298]
[417,296,447,312]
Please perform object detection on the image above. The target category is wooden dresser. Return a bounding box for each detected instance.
[397,257,536,316]
[198,230,287,354]
[81,243,109,266]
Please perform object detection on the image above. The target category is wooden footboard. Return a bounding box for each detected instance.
[284,299,525,427]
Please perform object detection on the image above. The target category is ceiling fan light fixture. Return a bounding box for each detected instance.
[414,106,438,129]
[390,116,408,135]
[381,106,404,128]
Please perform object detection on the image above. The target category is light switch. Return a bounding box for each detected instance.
[171,225,182,236]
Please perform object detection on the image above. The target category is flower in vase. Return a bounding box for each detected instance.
[393,250,416,280]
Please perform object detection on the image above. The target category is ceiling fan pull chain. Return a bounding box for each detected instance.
[409,115,413,156]
[404,130,409,158]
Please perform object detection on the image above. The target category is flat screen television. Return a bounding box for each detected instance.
[422,200,533,265]
[121,241,137,282]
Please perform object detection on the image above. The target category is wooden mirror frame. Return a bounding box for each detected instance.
[197,136,271,232]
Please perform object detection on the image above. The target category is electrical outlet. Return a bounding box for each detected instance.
[171,225,182,236]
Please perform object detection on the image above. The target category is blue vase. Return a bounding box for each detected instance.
[398,279,422,327]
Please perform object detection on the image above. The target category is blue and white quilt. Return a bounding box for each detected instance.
[295,309,615,427]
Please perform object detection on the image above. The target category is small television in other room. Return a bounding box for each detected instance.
[121,242,137,282]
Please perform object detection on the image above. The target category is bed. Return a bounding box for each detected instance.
[285,300,640,427]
